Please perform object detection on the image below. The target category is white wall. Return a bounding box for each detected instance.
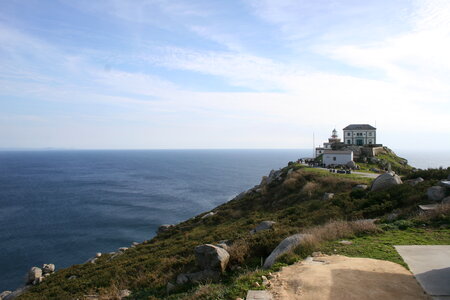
[323,152,353,166]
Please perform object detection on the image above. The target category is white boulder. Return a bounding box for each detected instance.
[263,234,312,269]
[371,172,402,191]
[195,244,230,272]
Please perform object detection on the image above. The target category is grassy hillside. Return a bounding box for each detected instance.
[17,162,450,300]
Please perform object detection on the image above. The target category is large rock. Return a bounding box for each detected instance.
[250,221,276,234]
[371,172,402,191]
[0,291,12,300]
[405,177,424,186]
[263,234,312,269]
[176,270,220,284]
[42,264,55,274]
[27,267,42,285]
[194,244,230,272]
[442,196,450,204]
[427,186,446,202]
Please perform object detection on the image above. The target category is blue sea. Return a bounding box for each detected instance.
[0,149,309,291]
[0,149,448,292]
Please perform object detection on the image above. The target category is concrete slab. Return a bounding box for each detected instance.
[395,245,450,297]
[246,290,273,300]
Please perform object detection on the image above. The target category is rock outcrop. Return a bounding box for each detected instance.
[195,244,230,272]
[405,177,424,186]
[27,267,42,285]
[427,186,446,202]
[250,221,276,234]
[263,234,312,269]
[371,172,402,191]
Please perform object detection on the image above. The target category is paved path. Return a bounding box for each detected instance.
[395,245,450,299]
[246,290,272,300]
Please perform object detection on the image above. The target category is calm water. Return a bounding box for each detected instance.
[0,149,308,291]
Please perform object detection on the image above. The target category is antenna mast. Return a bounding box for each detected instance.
[313,132,315,158]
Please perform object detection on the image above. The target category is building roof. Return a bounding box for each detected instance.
[343,124,376,130]
[323,150,353,154]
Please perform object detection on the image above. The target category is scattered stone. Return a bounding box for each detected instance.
[427,186,446,202]
[131,242,139,247]
[68,275,77,280]
[42,264,55,274]
[323,193,334,200]
[339,240,353,245]
[419,204,439,211]
[195,244,230,272]
[166,282,176,294]
[95,253,102,258]
[263,234,312,269]
[235,298,244,300]
[254,282,260,287]
[118,247,128,252]
[0,291,12,300]
[157,224,174,234]
[312,251,323,257]
[439,180,450,188]
[119,289,131,299]
[353,184,368,190]
[176,270,220,284]
[371,172,402,191]
[27,267,42,285]
[261,275,270,286]
[405,177,424,186]
[201,212,215,219]
[250,221,276,234]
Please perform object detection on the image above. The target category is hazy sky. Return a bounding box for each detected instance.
[1,0,449,150]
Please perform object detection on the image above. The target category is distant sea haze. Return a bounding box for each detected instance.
[0,149,448,291]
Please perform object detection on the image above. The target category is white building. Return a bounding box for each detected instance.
[323,150,353,166]
[342,124,376,146]
[315,129,341,157]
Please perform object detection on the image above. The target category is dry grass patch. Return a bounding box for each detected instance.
[304,220,380,243]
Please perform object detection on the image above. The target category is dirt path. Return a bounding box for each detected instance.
[269,255,430,300]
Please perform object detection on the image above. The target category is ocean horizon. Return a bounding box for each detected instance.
[0,149,448,291]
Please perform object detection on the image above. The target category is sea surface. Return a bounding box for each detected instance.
[0,149,448,292]
[0,149,309,291]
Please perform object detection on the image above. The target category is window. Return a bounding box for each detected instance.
[347,132,351,136]
[347,140,351,144]
[369,132,372,136]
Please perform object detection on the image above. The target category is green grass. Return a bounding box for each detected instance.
[320,228,450,268]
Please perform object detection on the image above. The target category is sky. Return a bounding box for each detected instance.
[1,0,449,150]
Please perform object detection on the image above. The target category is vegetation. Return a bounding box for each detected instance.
[17,157,450,300]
